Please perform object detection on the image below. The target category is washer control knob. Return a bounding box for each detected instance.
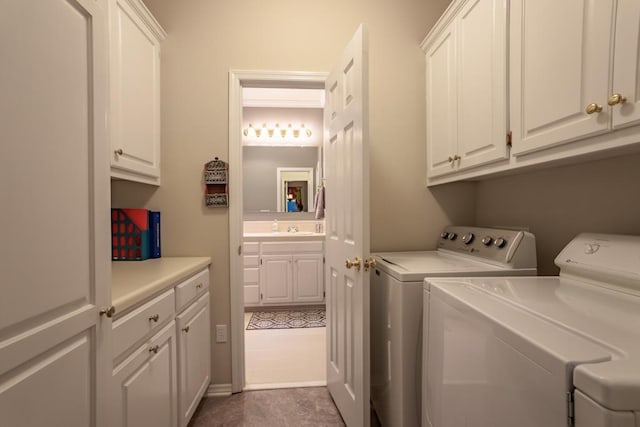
[447,232,457,240]
[440,232,449,239]
[481,236,493,246]
[494,237,506,248]
[462,233,474,245]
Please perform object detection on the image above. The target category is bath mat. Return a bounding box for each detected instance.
[246,308,326,330]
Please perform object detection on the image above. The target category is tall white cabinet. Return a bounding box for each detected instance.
[0,1,112,426]
[109,0,165,185]
[422,0,508,179]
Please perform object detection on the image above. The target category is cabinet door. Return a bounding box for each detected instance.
[177,294,210,427]
[456,0,508,171]
[0,1,111,426]
[425,21,458,178]
[293,254,325,302]
[510,0,614,156]
[261,255,293,304]
[112,322,178,427]
[109,0,163,184]
[612,0,640,129]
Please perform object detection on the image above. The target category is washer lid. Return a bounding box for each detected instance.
[373,251,507,282]
[428,275,640,411]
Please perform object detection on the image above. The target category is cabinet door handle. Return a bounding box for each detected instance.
[182,326,190,333]
[114,148,124,156]
[608,93,627,106]
[148,314,160,322]
[585,103,603,114]
[149,345,160,354]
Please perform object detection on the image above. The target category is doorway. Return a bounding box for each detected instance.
[228,71,329,393]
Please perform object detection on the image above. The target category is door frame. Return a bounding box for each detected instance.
[276,167,315,212]
[228,70,328,393]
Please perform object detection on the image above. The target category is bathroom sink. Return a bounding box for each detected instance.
[243,231,323,238]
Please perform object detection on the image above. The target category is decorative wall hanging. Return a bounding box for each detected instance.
[204,157,228,207]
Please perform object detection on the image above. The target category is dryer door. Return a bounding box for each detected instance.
[426,283,609,427]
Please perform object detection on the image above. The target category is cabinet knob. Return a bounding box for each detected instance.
[114,148,124,155]
[182,326,190,333]
[149,345,160,354]
[453,155,460,161]
[99,306,116,318]
[148,314,159,322]
[608,93,627,106]
[585,103,603,114]
[196,283,203,290]
[448,156,454,163]
[345,257,361,272]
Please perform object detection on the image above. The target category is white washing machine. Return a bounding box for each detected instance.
[425,233,640,427]
[370,226,537,427]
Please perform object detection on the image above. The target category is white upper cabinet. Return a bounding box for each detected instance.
[423,0,508,179]
[612,0,640,130]
[510,0,614,156]
[109,0,165,185]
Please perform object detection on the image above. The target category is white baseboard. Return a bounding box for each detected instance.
[243,380,326,391]
[206,383,233,397]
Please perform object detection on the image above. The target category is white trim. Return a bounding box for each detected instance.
[229,70,329,394]
[243,380,327,391]
[206,383,233,397]
[276,167,315,212]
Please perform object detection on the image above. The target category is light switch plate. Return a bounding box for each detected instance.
[215,324,227,343]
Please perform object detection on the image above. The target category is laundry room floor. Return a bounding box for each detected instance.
[244,311,326,388]
[187,387,345,427]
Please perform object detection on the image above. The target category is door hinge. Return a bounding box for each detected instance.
[567,391,575,427]
[260,293,263,300]
[506,131,512,147]
[323,256,325,264]
[323,291,326,298]
[238,245,242,255]
[260,258,263,265]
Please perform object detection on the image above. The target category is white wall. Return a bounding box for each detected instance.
[111,0,479,385]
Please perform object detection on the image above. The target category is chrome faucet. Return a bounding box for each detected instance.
[287,224,298,233]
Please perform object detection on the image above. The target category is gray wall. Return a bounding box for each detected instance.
[243,146,318,213]
[476,152,640,276]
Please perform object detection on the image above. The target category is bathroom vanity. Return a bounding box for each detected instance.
[243,221,325,307]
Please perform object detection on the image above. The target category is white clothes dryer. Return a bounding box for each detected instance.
[370,226,537,427]
[425,233,640,427]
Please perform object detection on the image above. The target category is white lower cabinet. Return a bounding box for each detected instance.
[112,321,178,427]
[261,254,294,304]
[176,293,211,427]
[111,267,210,427]
[244,240,325,307]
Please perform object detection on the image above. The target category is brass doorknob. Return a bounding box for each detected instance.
[585,103,603,114]
[608,93,626,106]
[345,257,361,271]
[364,257,377,272]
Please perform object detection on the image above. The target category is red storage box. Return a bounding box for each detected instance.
[111,209,150,260]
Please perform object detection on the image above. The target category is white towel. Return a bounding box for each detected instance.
[314,186,325,220]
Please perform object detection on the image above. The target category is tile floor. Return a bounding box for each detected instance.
[187,387,345,427]
[244,311,326,389]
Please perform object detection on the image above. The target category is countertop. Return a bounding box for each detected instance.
[112,257,211,314]
[243,232,325,242]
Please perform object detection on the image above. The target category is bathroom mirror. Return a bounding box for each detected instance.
[243,146,321,213]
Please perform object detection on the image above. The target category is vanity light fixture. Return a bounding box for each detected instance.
[242,122,313,139]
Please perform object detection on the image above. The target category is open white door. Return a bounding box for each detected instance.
[324,24,370,427]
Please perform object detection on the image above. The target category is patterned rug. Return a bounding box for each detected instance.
[246,308,326,330]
